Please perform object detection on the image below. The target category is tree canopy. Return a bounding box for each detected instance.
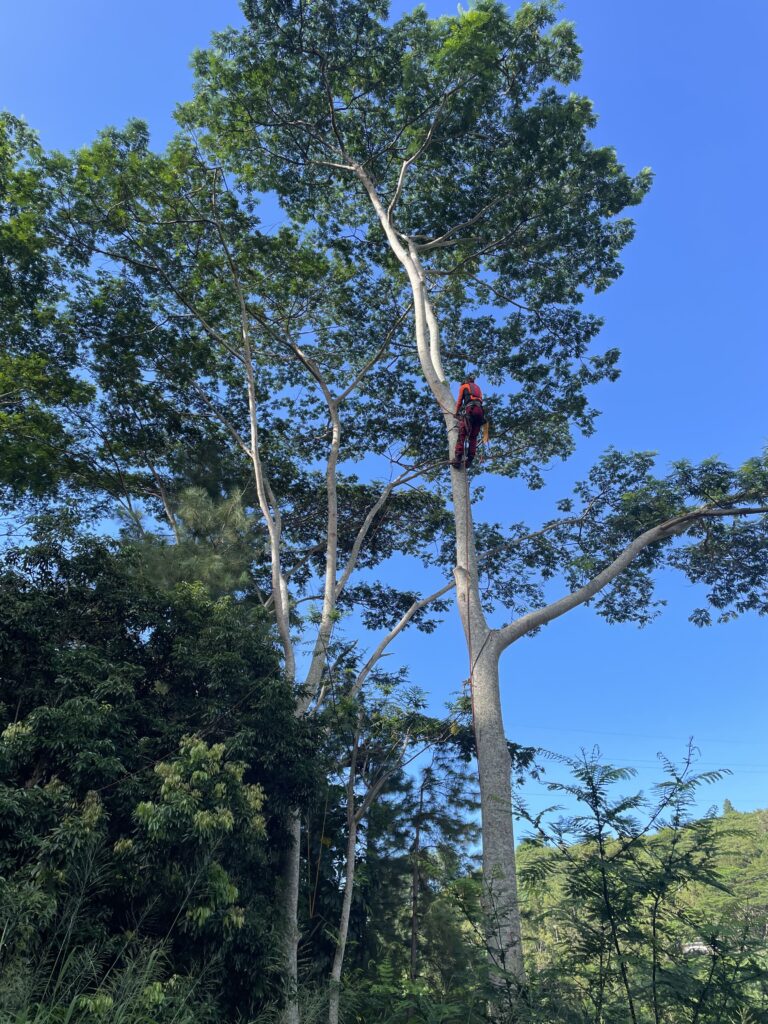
[1,0,767,1020]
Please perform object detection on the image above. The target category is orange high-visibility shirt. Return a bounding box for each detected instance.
[455,381,483,415]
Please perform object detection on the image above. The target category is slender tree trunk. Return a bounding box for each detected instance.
[471,643,525,986]
[357,165,527,990]
[328,813,358,1024]
[409,788,424,981]
[651,899,661,1024]
[282,811,302,1024]
[409,852,419,982]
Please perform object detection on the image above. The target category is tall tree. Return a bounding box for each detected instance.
[8,117,457,1019]
[6,2,768,1012]
[182,0,768,994]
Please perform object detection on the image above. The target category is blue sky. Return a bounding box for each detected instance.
[2,0,766,819]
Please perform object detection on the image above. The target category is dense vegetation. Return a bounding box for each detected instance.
[1,0,767,1020]
[1,539,766,1022]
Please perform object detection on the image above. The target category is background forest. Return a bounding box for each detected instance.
[1,0,767,1022]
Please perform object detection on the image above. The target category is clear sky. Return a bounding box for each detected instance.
[1,1,766,820]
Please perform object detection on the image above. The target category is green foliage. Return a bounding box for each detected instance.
[294,670,480,985]
[1,0,767,1019]
[328,750,768,1022]
[2,532,766,1022]
[0,115,93,503]
[178,0,767,639]
[134,734,266,936]
[473,449,768,628]
[2,0,764,651]
[515,748,768,1022]
[357,745,482,982]
[0,934,219,1024]
[1,111,452,633]
[185,0,650,482]
[124,486,264,598]
[0,538,318,1018]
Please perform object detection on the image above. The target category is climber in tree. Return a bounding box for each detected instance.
[452,373,484,469]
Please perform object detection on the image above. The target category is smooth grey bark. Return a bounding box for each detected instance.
[352,162,529,984]
[451,462,526,985]
[470,639,524,981]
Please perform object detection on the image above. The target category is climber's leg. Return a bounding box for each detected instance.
[465,409,483,466]
[453,415,469,467]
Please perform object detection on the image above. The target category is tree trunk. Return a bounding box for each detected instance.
[282,811,302,1024]
[450,445,525,987]
[472,642,525,987]
[409,787,424,981]
[328,804,359,1024]
[356,167,526,991]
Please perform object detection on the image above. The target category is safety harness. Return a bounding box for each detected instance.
[458,382,484,419]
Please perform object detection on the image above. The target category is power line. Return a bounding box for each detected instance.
[513,723,766,747]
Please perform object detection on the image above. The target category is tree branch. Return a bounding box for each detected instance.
[414,196,504,252]
[335,461,440,599]
[207,174,295,681]
[386,89,454,222]
[350,580,456,700]
[498,503,768,649]
[336,300,413,405]
[146,461,181,543]
[189,382,252,459]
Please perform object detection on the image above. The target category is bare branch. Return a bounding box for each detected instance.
[351,580,456,700]
[336,300,413,405]
[283,543,326,586]
[96,433,146,534]
[498,503,768,649]
[386,89,453,221]
[189,383,252,459]
[320,59,354,168]
[354,734,409,822]
[316,159,357,172]
[205,175,294,678]
[86,238,246,366]
[335,461,441,598]
[276,329,344,709]
[147,462,181,543]
[496,486,612,553]
[375,73,478,182]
